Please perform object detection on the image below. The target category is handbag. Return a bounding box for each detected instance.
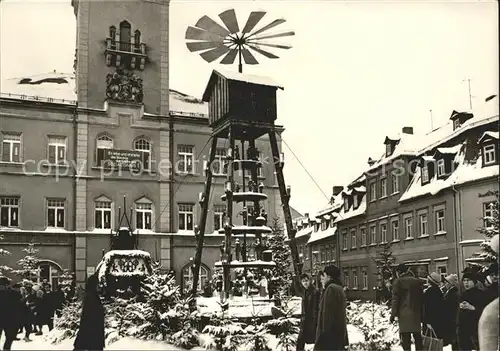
[422,326,444,351]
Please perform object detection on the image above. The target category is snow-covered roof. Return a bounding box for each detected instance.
[334,194,367,223]
[307,226,337,244]
[0,71,208,117]
[478,131,499,143]
[399,140,499,202]
[295,226,313,239]
[435,145,462,155]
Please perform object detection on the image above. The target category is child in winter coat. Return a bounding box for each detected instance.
[458,271,485,351]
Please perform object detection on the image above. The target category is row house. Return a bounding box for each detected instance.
[307,97,499,300]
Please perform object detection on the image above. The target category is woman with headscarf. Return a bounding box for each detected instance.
[442,274,459,350]
[457,270,485,351]
[422,272,445,339]
[74,274,105,351]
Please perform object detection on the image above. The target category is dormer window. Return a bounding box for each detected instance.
[422,165,429,183]
[453,119,461,130]
[384,136,400,157]
[353,195,358,209]
[344,197,349,212]
[450,110,473,131]
[321,220,327,231]
[386,143,392,157]
[483,144,497,165]
[437,159,445,176]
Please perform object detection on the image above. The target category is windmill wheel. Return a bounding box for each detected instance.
[185,9,294,72]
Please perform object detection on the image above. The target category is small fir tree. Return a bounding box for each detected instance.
[267,216,293,296]
[374,243,396,285]
[14,242,40,281]
[0,234,13,276]
[476,192,499,267]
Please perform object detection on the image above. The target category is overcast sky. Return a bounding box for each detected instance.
[0,0,498,215]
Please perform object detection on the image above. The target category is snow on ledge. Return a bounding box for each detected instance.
[459,239,485,245]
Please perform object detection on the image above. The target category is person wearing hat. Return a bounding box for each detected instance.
[442,274,459,350]
[314,265,348,351]
[422,272,445,339]
[0,276,23,350]
[390,263,424,351]
[457,270,485,350]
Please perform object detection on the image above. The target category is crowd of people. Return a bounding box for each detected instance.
[0,278,72,350]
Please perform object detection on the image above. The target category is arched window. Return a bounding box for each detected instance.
[109,26,116,40]
[135,197,154,230]
[37,260,63,289]
[119,21,131,52]
[134,30,141,52]
[182,263,209,293]
[133,138,151,170]
[96,134,113,166]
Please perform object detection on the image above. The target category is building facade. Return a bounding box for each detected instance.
[295,100,499,300]
[0,0,301,290]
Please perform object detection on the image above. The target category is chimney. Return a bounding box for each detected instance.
[402,126,413,135]
[304,213,309,218]
[332,186,343,196]
[368,157,375,166]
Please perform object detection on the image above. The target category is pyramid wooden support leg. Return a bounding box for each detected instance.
[191,136,218,296]
[268,130,302,276]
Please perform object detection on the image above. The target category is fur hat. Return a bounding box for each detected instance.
[323,264,341,280]
[427,272,441,285]
[444,274,459,286]
[462,271,478,282]
[396,263,409,274]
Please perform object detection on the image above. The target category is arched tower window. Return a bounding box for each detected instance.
[119,21,131,52]
[96,134,113,166]
[134,30,141,52]
[133,137,151,170]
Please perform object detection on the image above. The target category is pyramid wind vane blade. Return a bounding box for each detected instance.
[251,31,295,41]
[219,9,240,34]
[186,41,222,52]
[220,49,238,64]
[195,15,231,38]
[200,45,231,63]
[241,48,259,65]
[241,11,267,35]
[247,42,292,50]
[247,44,279,59]
[247,18,287,38]
[185,26,224,42]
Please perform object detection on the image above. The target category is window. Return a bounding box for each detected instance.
[179,203,194,231]
[0,197,19,227]
[386,143,392,157]
[213,205,225,231]
[380,223,387,243]
[1,133,21,163]
[370,183,377,201]
[353,195,358,208]
[453,119,461,130]
[344,197,349,211]
[404,216,413,238]
[182,264,208,293]
[391,173,399,193]
[380,178,387,197]
[352,268,358,289]
[96,135,113,166]
[436,263,447,280]
[213,148,227,175]
[435,209,445,233]
[483,202,495,228]
[48,136,66,165]
[134,138,152,170]
[109,26,116,40]
[422,165,429,183]
[370,225,376,244]
[343,270,349,288]
[134,30,141,51]
[437,159,445,176]
[360,227,367,246]
[321,220,327,231]
[321,245,326,262]
[330,218,335,228]
[136,199,153,230]
[483,144,497,165]
[119,21,131,51]
[178,145,194,174]
[95,199,112,229]
[391,220,399,241]
[47,199,65,228]
[37,260,62,288]
[342,231,348,250]
[418,212,428,236]
[362,268,368,289]
[351,229,357,248]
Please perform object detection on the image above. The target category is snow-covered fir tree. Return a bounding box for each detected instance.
[374,243,396,284]
[476,192,499,267]
[0,234,13,276]
[267,216,292,296]
[14,242,40,280]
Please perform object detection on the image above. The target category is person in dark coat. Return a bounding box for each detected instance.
[52,285,66,318]
[442,274,459,350]
[314,265,348,351]
[74,274,105,351]
[0,277,23,350]
[390,263,424,351]
[481,262,498,305]
[422,272,445,339]
[457,271,485,351]
[293,273,320,351]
